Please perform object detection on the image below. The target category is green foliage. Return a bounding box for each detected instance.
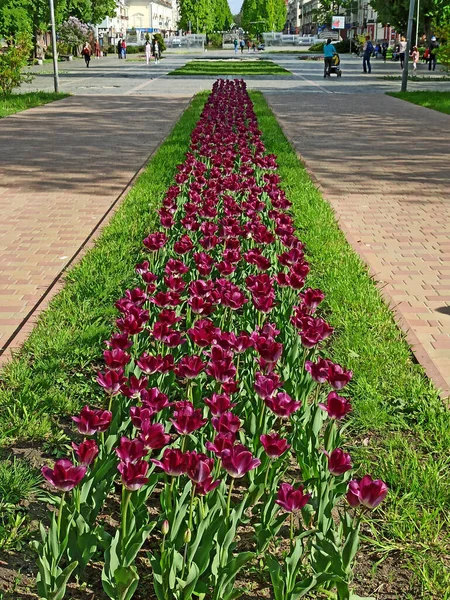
[178,0,230,33]
[153,33,166,54]
[168,59,292,76]
[241,0,286,34]
[0,34,33,95]
[388,91,450,115]
[0,91,68,118]
[0,0,32,37]
[435,21,450,69]
[208,32,223,48]
[370,0,447,32]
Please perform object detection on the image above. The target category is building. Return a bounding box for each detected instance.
[96,0,129,45]
[127,0,178,39]
[286,0,301,34]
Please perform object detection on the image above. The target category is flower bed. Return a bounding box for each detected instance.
[36,80,387,600]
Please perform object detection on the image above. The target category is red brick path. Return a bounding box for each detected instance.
[0,95,188,361]
[267,92,450,397]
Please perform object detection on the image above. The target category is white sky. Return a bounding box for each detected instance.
[228,0,243,15]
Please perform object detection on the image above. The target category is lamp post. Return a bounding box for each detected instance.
[48,0,59,93]
[415,0,420,47]
[401,0,416,92]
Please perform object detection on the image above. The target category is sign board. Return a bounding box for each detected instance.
[332,16,345,29]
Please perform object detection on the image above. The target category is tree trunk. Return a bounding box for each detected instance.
[424,15,432,43]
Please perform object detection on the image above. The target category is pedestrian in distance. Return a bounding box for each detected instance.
[240,39,245,54]
[145,39,151,65]
[94,39,101,59]
[234,38,238,54]
[398,35,407,69]
[381,40,388,63]
[362,35,373,73]
[323,38,336,78]
[153,39,159,64]
[410,45,420,72]
[247,39,251,53]
[252,42,256,52]
[82,42,92,67]
[117,38,122,59]
[121,39,127,59]
[428,36,439,71]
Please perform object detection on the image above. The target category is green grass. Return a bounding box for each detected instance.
[168,59,291,76]
[250,90,450,599]
[0,91,69,118]
[387,90,450,115]
[0,92,208,446]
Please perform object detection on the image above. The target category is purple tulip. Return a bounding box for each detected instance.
[174,355,205,379]
[276,482,311,512]
[115,437,147,463]
[97,369,126,395]
[72,440,99,466]
[326,448,353,475]
[72,406,112,436]
[254,372,282,400]
[304,358,330,384]
[211,411,241,435]
[221,444,261,478]
[151,448,188,476]
[42,459,87,492]
[260,433,290,459]
[139,421,171,450]
[319,391,352,420]
[118,460,149,491]
[265,391,301,418]
[205,432,235,457]
[327,362,353,390]
[170,403,207,435]
[346,475,388,509]
[204,393,235,416]
[186,452,214,484]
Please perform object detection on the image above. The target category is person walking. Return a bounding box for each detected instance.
[247,39,251,53]
[381,41,388,63]
[398,36,407,69]
[233,38,238,54]
[82,42,91,67]
[240,39,245,54]
[117,38,122,59]
[94,39,101,59]
[323,38,336,78]
[121,38,127,59]
[153,39,159,64]
[410,45,420,72]
[145,39,151,65]
[362,35,374,73]
[428,36,439,71]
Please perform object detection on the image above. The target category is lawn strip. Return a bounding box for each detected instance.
[0,92,69,118]
[0,92,209,446]
[250,90,450,598]
[387,90,450,115]
[168,59,291,76]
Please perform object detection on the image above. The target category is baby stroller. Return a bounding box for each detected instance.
[329,53,342,77]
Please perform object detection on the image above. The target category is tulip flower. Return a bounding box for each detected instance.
[72,440,99,466]
[320,391,352,420]
[195,476,221,496]
[174,355,205,379]
[115,437,147,463]
[186,452,214,484]
[136,353,163,375]
[141,387,170,413]
[205,432,235,457]
[120,375,148,399]
[130,406,155,429]
[346,475,388,509]
[170,404,207,435]
[143,232,167,252]
[97,369,126,395]
[260,433,290,459]
[254,372,282,400]
[212,411,241,435]
[174,234,194,254]
[326,448,353,476]
[105,333,133,350]
[118,460,149,491]
[152,448,188,476]
[221,444,261,478]
[299,288,325,313]
[276,482,311,513]
[72,406,112,436]
[204,393,235,416]
[139,421,171,450]
[165,258,189,275]
[265,391,301,418]
[327,362,353,390]
[305,357,331,384]
[42,459,87,492]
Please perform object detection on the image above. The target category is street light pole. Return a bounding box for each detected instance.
[415,0,420,47]
[401,0,416,92]
[48,0,59,93]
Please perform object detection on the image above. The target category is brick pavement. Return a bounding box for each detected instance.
[266,92,450,397]
[0,95,189,360]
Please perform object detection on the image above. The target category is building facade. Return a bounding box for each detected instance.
[127,0,178,37]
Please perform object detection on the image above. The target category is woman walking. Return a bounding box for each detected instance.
[82,42,91,67]
[145,39,151,65]
[399,36,407,69]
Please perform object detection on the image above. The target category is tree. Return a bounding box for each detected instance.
[58,16,94,55]
[370,0,447,39]
[0,33,33,95]
[178,0,215,32]
[241,0,286,34]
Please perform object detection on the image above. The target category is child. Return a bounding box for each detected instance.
[410,45,420,71]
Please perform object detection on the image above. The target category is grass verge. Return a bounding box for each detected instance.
[250,90,450,599]
[387,90,450,115]
[0,92,69,118]
[168,59,291,76]
[0,92,208,446]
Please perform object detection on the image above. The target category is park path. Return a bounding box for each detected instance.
[267,92,450,397]
[0,95,190,361]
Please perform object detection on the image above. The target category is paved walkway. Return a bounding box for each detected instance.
[267,92,450,397]
[0,95,189,359]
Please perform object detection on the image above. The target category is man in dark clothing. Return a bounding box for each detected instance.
[428,36,439,71]
[117,38,122,59]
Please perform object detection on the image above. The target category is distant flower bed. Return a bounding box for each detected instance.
[36,79,387,600]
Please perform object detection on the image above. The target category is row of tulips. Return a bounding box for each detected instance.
[35,80,387,600]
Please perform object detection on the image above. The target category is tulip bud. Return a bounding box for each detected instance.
[162,520,170,536]
[184,528,191,543]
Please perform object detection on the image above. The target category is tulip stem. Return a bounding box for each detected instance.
[290,512,295,552]
[188,484,196,531]
[314,384,321,406]
[57,493,66,541]
[264,462,271,491]
[121,487,132,557]
[258,400,266,431]
[226,478,235,522]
